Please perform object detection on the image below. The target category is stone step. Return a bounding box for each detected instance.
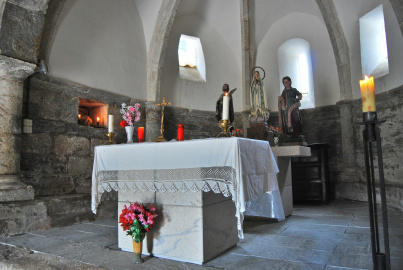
[0,194,117,238]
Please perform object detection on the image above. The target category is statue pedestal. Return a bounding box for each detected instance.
[247,122,269,141]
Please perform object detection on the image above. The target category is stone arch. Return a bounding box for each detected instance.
[389,0,403,36]
[315,0,352,100]
[147,0,181,102]
[145,0,180,141]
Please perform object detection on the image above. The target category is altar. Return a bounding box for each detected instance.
[91,137,282,264]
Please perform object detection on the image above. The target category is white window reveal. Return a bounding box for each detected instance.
[278,38,315,109]
[359,5,389,79]
[178,34,206,82]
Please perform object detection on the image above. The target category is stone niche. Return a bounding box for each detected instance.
[78,99,108,128]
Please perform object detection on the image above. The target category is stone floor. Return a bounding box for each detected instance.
[1,200,402,270]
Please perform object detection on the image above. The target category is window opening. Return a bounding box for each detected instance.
[359,5,389,78]
[278,38,315,109]
[178,34,206,82]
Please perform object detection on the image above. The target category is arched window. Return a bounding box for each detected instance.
[359,5,389,78]
[278,38,315,109]
[178,34,206,82]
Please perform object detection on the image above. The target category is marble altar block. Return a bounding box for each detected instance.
[271,146,311,216]
[118,190,238,264]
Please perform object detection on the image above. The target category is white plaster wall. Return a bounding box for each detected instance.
[48,0,147,99]
[256,12,340,111]
[160,0,242,112]
[334,0,403,98]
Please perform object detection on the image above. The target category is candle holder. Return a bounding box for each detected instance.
[217,120,232,137]
[361,111,390,270]
[105,132,116,144]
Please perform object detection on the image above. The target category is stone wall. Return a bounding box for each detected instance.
[342,85,403,211]
[21,74,230,197]
[21,74,145,196]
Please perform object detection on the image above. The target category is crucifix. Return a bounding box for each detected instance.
[153,96,172,142]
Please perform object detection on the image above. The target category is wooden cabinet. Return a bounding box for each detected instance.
[291,143,329,203]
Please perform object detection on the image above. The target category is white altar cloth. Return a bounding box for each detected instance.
[91,137,281,237]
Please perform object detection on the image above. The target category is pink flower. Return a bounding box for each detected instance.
[149,205,156,212]
[129,106,135,112]
[134,103,140,108]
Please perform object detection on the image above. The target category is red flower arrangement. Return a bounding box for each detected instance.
[269,126,282,138]
[231,128,244,137]
[119,203,158,243]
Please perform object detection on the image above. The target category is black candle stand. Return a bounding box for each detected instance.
[361,111,390,270]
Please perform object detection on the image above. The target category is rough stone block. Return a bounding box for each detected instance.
[90,138,106,157]
[40,194,96,227]
[54,135,90,156]
[7,0,49,13]
[67,156,92,177]
[0,200,50,237]
[73,177,92,194]
[20,154,67,176]
[21,133,53,154]
[29,88,79,123]
[0,2,45,63]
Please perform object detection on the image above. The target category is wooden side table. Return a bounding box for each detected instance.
[291,143,329,203]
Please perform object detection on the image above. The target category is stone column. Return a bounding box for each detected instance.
[337,100,360,182]
[0,55,36,201]
[145,101,161,142]
[240,0,251,110]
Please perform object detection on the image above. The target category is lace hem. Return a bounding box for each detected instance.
[97,166,237,198]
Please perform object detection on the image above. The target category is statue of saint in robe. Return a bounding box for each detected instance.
[250,70,269,121]
[216,83,236,123]
[278,76,303,137]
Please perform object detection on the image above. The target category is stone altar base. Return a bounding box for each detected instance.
[271,146,311,216]
[118,190,238,265]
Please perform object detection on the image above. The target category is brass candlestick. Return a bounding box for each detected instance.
[105,132,116,144]
[217,120,232,137]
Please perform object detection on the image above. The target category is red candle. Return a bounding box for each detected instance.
[177,124,184,141]
[137,127,144,142]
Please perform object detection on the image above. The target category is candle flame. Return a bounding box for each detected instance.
[78,114,81,119]
[364,75,369,80]
[97,117,100,121]
[224,92,229,96]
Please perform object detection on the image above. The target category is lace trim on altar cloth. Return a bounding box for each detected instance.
[97,166,237,197]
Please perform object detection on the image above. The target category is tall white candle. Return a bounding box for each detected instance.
[222,92,230,121]
[108,114,114,133]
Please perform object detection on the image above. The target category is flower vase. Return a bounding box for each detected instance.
[274,136,279,147]
[125,126,135,143]
[132,240,144,263]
